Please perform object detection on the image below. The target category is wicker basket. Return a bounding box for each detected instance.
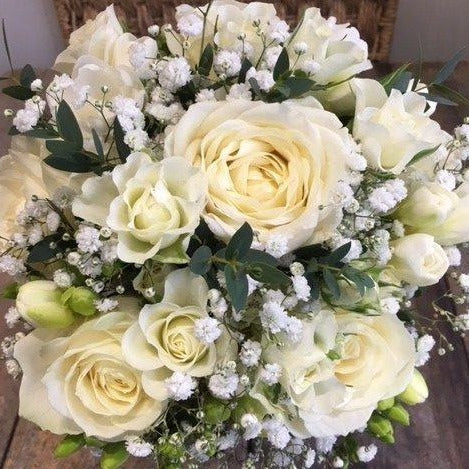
[52,0,399,61]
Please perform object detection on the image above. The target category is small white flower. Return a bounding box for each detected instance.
[380,297,400,315]
[217,430,238,451]
[5,307,20,328]
[125,436,154,458]
[415,334,435,366]
[316,436,336,454]
[51,73,74,91]
[165,372,197,401]
[333,456,345,468]
[260,301,289,334]
[27,225,43,245]
[263,45,282,70]
[392,219,405,238]
[240,413,262,440]
[293,42,308,55]
[124,128,149,151]
[246,67,275,92]
[30,78,43,92]
[290,262,305,277]
[239,340,262,367]
[227,83,252,101]
[177,14,204,37]
[157,57,192,92]
[75,225,102,254]
[195,89,217,103]
[260,363,282,385]
[214,50,242,77]
[46,211,61,232]
[265,234,289,258]
[147,25,160,36]
[208,370,239,399]
[0,255,26,276]
[292,275,311,302]
[455,313,469,331]
[263,418,290,449]
[146,101,184,124]
[94,298,119,313]
[100,239,118,264]
[284,316,303,343]
[53,186,76,208]
[194,317,221,345]
[305,449,316,468]
[113,95,144,131]
[435,169,456,191]
[458,273,469,291]
[53,269,72,288]
[357,444,378,463]
[266,19,290,43]
[444,246,461,266]
[5,358,21,378]
[301,59,321,76]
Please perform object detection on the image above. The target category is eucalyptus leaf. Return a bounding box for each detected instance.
[248,77,263,99]
[238,58,253,83]
[273,47,290,80]
[198,43,214,76]
[56,100,83,147]
[323,269,340,300]
[113,117,131,162]
[432,46,468,85]
[44,153,94,173]
[248,262,290,287]
[225,222,253,260]
[27,234,67,263]
[225,264,248,312]
[322,242,351,266]
[243,249,277,266]
[19,64,36,88]
[406,144,440,167]
[429,83,469,107]
[2,85,34,100]
[92,129,105,160]
[380,63,410,94]
[46,139,81,154]
[189,245,212,275]
[284,76,313,98]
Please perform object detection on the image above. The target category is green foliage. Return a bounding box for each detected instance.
[100,442,129,469]
[56,100,83,148]
[384,403,410,426]
[203,395,231,424]
[198,43,214,76]
[1,282,19,299]
[406,144,441,167]
[273,48,290,81]
[224,264,248,311]
[380,63,411,94]
[367,413,395,444]
[2,85,34,100]
[225,222,253,260]
[54,434,86,458]
[113,117,131,162]
[189,245,212,275]
[238,58,253,83]
[19,64,36,88]
[27,233,72,264]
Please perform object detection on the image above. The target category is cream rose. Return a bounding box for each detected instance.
[54,5,157,77]
[352,79,451,174]
[73,153,207,264]
[166,1,281,66]
[388,234,449,286]
[122,268,237,400]
[253,310,415,438]
[287,8,371,85]
[0,137,75,250]
[395,182,469,246]
[164,99,351,251]
[14,303,166,441]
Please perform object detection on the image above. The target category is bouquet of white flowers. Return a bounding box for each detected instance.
[1,2,469,468]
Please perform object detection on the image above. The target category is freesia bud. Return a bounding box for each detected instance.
[398,369,429,405]
[61,286,97,316]
[384,403,410,426]
[367,414,394,444]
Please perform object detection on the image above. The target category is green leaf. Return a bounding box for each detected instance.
[379,63,410,94]
[54,434,86,458]
[305,272,320,301]
[264,382,282,404]
[2,19,13,74]
[198,43,214,76]
[44,153,93,173]
[203,395,231,424]
[243,249,277,266]
[273,47,290,81]
[418,92,457,106]
[19,64,36,88]
[432,46,468,85]
[225,264,248,312]
[406,144,440,167]
[92,129,105,160]
[1,282,19,299]
[294,244,328,261]
[322,242,351,266]
[248,262,290,287]
[225,222,253,260]
[113,117,131,162]
[21,128,60,139]
[46,139,81,154]
[429,83,469,107]
[284,76,313,98]
[56,100,83,148]
[238,58,253,83]
[248,77,263,99]
[2,85,34,100]
[189,245,212,275]
[323,269,340,300]
[100,442,129,469]
[27,234,65,263]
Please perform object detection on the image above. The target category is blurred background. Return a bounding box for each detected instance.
[0,0,469,76]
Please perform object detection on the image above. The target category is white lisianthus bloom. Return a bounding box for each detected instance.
[352,79,451,174]
[73,153,207,264]
[389,234,449,287]
[165,98,351,252]
[54,5,157,75]
[165,1,282,66]
[14,303,166,441]
[121,268,237,400]
[252,310,415,438]
[395,182,469,246]
[287,8,371,85]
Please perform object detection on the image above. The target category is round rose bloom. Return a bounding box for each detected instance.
[352,79,451,174]
[395,182,469,246]
[388,234,449,287]
[252,310,415,438]
[54,5,157,76]
[73,153,207,264]
[14,302,166,441]
[164,99,351,251]
[122,268,237,400]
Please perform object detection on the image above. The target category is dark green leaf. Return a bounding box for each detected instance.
[92,129,105,160]
[430,83,469,107]
[406,144,440,167]
[264,382,282,404]
[238,58,253,83]
[56,100,83,147]
[380,63,410,94]
[198,43,214,76]
[54,434,86,459]
[100,442,129,469]
[323,269,340,300]
[432,46,468,85]
[46,139,81,154]
[248,77,263,99]
[27,234,64,263]
[418,92,457,106]
[2,19,13,74]
[44,153,93,173]
[284,76,313,98]
[294,244,328,261]
[1,282,19,299]
[189,245,212,275]
[203,395,231,424]
[225,222,253,260]
[19,64,36,88]
[225,264,248,312]
[2,85,34,100]
[21,128,60,139]
[248,262,290,287]
[113,117,131,162]
[273,47,290,81]
[243,249,277,266]
[322,242,351,266]
[305,272,320,301]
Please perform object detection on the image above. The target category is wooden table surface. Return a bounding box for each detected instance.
[0,63,469,469]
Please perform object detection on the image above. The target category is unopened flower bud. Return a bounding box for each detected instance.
[384,403,410,426]
[367,414,394,444]
[377,397,395,411]
[398,369,428,405]
[61,286,97,317]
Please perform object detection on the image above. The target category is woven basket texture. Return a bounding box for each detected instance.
[53,0,399,61]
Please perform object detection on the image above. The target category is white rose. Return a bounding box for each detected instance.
[164,98,351,251]
[122,268,237,400]
[287,8,371,85]
[166,1,281,66]
[253,311,415,438]
[14,304,166,441]
[73,152,207,264]
[0,137,76,250]
[54,5,157,75]
[352,79,451,174]
[389,234,449,286]
[395,182,469,246]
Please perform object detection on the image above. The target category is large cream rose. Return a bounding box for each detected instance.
[122,268,237,400]
[73,152,207,264]
[166,1,281,66]
[352,79,451,174]
[54,5,157,76]
[253,311,415,438]
[164,99,351,251]
[388,234,449,286]
[0,137,75,250]
[287,8,371,85]
[395,182,469,246]
[14,303,166,441]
